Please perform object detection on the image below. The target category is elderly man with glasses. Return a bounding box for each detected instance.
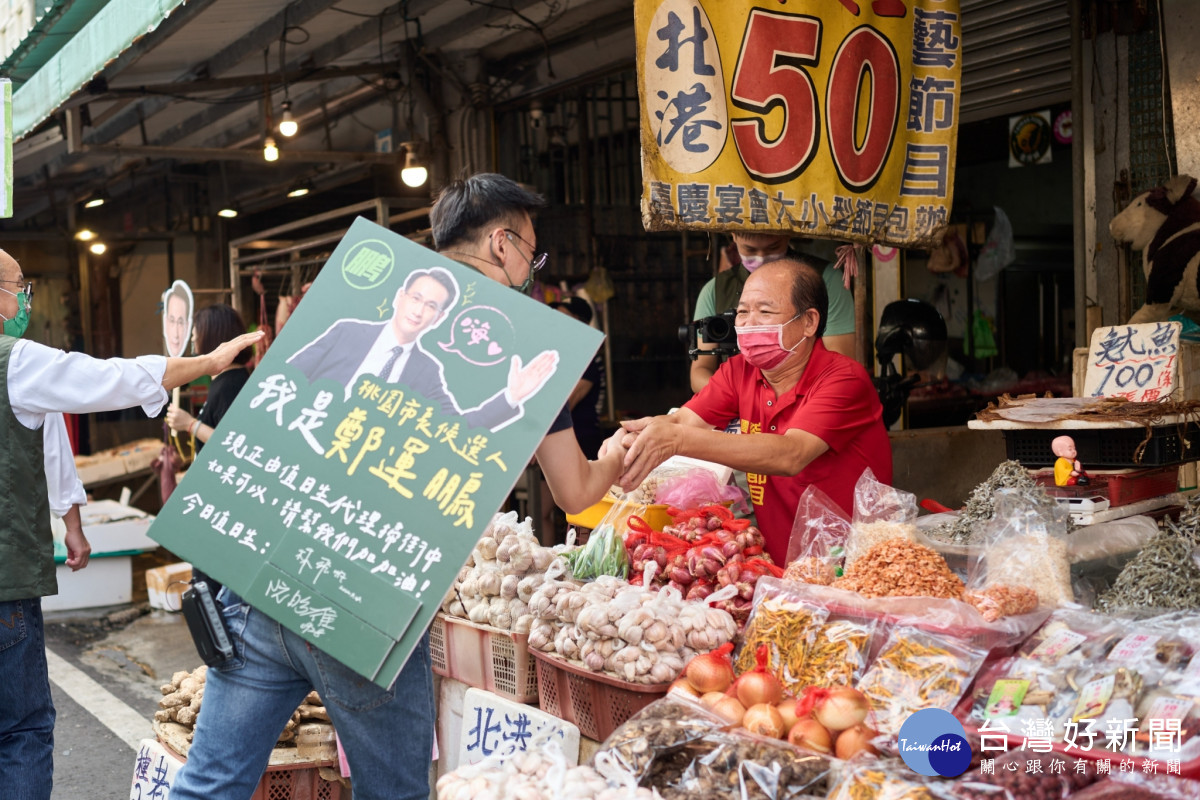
[0,250,263,800]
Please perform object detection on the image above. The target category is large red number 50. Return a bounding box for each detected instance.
[826,26,900,191]
[730,10,821,184]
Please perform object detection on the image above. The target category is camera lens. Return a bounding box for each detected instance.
[678,323,694,346]
[706,316,732,342]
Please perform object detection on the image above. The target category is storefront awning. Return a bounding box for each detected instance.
[12,0,187,140]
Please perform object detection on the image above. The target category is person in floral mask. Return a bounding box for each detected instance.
[689,232,856,392]
[618,259,891,563]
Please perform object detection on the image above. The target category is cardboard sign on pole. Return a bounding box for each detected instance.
[150,218,602,688]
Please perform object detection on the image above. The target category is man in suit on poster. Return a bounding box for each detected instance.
[288,265,555,432]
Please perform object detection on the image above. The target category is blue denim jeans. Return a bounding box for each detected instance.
[0,598,55,800]
[171,591,434,800]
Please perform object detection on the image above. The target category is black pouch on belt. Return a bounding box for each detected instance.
[180,579,234,668]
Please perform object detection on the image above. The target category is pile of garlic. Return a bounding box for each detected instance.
[442,512,560,634]
[435,743,658,800]
[528,573,738,685]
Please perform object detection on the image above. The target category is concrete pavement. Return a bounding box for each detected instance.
[43,603,200,799]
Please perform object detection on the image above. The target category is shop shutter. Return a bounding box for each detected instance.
[960,0,1072,123]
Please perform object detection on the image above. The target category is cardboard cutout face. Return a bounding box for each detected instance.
[162,280,194,357]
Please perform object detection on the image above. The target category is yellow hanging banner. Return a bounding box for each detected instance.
[636,0,961,247]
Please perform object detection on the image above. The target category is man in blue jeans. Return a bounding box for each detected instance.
[171,173,627,800]
[0,248,264,800]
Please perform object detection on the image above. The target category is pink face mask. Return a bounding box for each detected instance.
[740,252,786,272]
[735,314,805,370]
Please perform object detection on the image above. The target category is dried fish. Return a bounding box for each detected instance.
[925,460,1073,544]
[1095,494,1200,613]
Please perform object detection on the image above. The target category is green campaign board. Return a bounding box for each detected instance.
[150,217,603,688]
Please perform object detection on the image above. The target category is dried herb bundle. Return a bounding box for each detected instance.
[1095,496,1200,614]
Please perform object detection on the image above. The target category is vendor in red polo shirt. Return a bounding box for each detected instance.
[615,258,892,564]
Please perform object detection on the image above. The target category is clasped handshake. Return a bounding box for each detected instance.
[600,415,677,495]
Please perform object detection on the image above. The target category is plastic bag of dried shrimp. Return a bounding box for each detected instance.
[967,489,1073,608]
[844,468,919,567]
[784,485,851,584]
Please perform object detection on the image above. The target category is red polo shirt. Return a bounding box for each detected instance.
[684,341,892,564]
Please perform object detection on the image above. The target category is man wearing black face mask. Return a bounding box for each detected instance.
[617,259,891,565]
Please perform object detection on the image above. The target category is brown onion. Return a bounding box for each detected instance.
[776,699,800,733]
[669,678,700,699]
[834,723,880,760]
[734,645,784,707]
[735,670,783,708]
[742,703,785,739]
[711,696,746,726]
[685,642,735,694]
[787,718,832,754]
[700,691,726,709]
[798,686,870,733]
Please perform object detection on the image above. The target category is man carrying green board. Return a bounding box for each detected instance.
[170,173,627,800]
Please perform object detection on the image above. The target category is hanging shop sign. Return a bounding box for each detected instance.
[150,217,602,689]
[0,79,10,219]
[636,0,961,247]
[1008,110,1053,167]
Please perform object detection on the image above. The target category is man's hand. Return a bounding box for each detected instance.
[507,350,559,405]
[597,426,629,461]
[63,505,90,572]
[205,331,265,375]
[618,418,680,492]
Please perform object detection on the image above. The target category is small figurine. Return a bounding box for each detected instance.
[1052,435,1090,487]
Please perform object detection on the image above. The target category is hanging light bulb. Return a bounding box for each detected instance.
[401,144,428,188]
[286,179,312,199]
[75,229,96,241]
[84,190,109,209]
[89,242,107,255]
[279,101,298,138]
[263,136,279,162]
[217,205,239,219]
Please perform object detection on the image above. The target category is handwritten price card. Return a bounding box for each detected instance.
[1082,321,1181,402]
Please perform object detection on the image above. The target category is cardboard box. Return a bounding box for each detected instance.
[42,555,132,612]
[145,562,192,612]
[80,500,156,553]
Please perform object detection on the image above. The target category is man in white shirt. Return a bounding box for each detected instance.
[287,265,555,432]
[0,249,264,800]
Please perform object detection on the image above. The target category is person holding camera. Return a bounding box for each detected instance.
[689,232,855,392]
[621,258,891,565]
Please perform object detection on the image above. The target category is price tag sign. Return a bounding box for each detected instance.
[636,0,961,246]
[1082,322,1181,402]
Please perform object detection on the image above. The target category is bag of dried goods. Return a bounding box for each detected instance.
[784,484,851,582]
[655,467,746,511]
[734,578,879,699]
[855,626,986,735]
[599,701,831,800]
[967,488,1073,607]
[1067,771,1200,800]
[951,749,1102,799]
[828,759,962,800]
[844,468,919,567]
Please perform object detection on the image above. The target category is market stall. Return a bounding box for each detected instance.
[425,385,1200,799]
